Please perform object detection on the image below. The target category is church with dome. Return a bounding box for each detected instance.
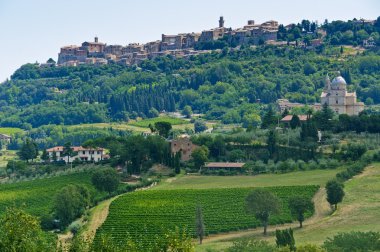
[320,73,364,116]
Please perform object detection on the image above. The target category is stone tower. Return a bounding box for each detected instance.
[219,16,225,28]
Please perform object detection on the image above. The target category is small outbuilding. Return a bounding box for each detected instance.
[203,162,246,170]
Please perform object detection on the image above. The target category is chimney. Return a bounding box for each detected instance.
[95,36,98,43]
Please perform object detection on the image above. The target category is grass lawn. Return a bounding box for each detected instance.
[293,162,380,245]
[129,116,188,128]
[155,168,345,190]
[0,127,24,135]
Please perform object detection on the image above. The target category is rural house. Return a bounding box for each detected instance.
[46,146,108,163]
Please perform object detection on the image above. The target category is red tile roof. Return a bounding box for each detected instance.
[281,115,310,122]
[46,146,104,152]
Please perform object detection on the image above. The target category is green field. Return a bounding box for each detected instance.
[294,163,380,244]
[0,172,105,217]
[129,116,189,128]
[155,168,345,190]
[68,122,149,132]
[0,127,24,135]
[96,186,318,245]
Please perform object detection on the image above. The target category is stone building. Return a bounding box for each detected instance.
[81,37,105,54]
[104,45,123,56]
[320,74,364,115]
[170,134,198,162]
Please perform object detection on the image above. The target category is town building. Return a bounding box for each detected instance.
[170,134,198,162]
[46,146,108,163]
[320,74,364,115]
[0,134,11,144]
[276,99,305,113]
[56,17,279,67]
[280,115,310,127]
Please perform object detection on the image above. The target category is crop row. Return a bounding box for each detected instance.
[0,172,99,217]
[96,185,319,244]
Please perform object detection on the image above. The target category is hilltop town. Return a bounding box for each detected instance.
[55,17,279,67]
[44,17,377,69]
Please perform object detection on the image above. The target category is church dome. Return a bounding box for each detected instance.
[331,76,347,89]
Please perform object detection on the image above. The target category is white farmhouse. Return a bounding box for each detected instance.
[46,146,108,163]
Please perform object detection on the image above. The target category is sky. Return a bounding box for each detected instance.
[0,0,379,81]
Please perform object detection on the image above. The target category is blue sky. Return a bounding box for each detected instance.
[0,0,379,81]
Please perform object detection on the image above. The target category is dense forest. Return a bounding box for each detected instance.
[1,18,380,129]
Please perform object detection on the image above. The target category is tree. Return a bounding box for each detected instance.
[304,63,316,75]
[46,58,56,64]
[182,105,193,119]
[191,145,209,170]
[323,231,380,252]
[17,138,38,162]
[174,152,181,174]
[92,168,120,194]
[54,185,91,228]
[290,114,301,129]
[154,121,172,138]
[245,189,280,235]
[194,120,208,133]
[62,142,76,164]
[314,103,334,131]
[0,208,55,251]
[261,106,277,129]
[195,205,205,244]
[41,149,49,162]
[288,196,313,228]
[282,108,290,118]
[267,129,278,160]
[326,180,345,210]
[275,228,295,251]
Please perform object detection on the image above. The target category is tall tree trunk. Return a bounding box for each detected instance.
[300,221,303,228]
[263,222,268,235]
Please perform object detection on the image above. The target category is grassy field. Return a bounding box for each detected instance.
[68,122,149,132]
[129,116,189,128]
[155,168,345,190]
[0,171,105,217]
[0,127,24,135]
[69,119,194,133]
[293,162,380,244]
[0,150,17,170]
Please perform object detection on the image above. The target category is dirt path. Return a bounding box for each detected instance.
[81,182,158,242]
[202,187,332,243]
[82,195,121,242]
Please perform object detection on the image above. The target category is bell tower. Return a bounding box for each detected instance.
[219,16,225,28]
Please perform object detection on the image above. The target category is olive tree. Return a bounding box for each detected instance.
[245,189,280,235]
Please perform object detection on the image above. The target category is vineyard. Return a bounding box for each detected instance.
[96,185,319,245]
[0,172,104,217]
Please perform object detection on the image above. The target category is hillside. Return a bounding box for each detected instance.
[1,45,380,130]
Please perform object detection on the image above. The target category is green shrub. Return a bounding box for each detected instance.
[323,231,380,252]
